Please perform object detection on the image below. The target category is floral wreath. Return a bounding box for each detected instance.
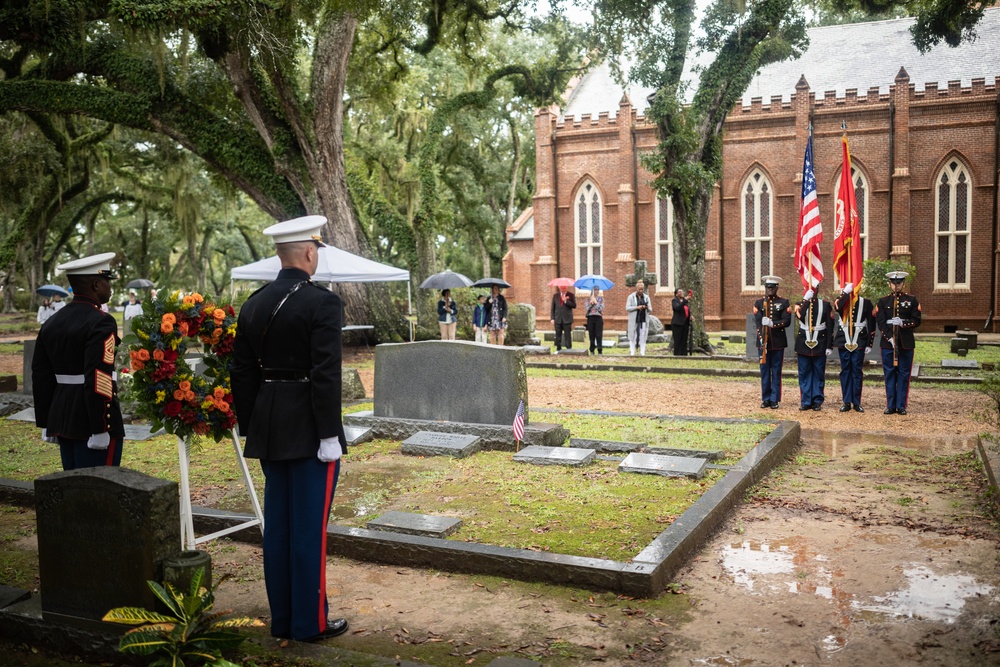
[124,290,238,442]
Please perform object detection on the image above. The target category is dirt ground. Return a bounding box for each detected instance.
[198,369,1000,666]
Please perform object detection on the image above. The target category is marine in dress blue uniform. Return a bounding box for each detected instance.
[832,282,876,412]
[753,276,791,409]
[230,216,349,643]
[793,284,834,411]
[874,271,922,415]
[32,253,125,470]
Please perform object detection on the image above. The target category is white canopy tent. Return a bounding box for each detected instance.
[230,245,412,340]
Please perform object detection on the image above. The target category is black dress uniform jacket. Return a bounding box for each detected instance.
[32,295,125,440]
[793,297,835,355]
[875,292,922,349]
[231,268,347,461]
[753,296,791,350]
[832,294,876,349]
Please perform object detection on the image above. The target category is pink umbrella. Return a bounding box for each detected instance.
[547,277,575,288]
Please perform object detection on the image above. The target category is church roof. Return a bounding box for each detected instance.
[561,8,1000,120]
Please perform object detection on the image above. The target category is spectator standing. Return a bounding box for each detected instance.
[472,294,488,344]
[123,292,143,321]
[485,285,508,345]
[671,288,692,355]
[585,289,605,354]
[550,285,576,351]
[626,280,651,356]
[437,289,457,340]
[36,298,55,325]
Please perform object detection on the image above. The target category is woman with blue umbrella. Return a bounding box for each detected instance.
[575,275,613,355]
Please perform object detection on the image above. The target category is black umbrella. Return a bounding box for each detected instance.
[472,277,511,288]
[36,284,69,298]
[126,278,155,289]
[419,270,474,290]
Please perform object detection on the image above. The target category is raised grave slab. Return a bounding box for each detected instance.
[644,447,726,461]
[522,345,551,355]
[556,348,588,356]
[366,510,462,537]
[570,437,643,453]
[619,452,707,479]
[942,358,979,369]
[602,338,617,348]
[513,445,595,466]
[344,410,568,450]
[6,407,34,422]
[344,424,374,446]
[0,584,30,609]
[123,424,165,441]
[374,341,526,426]
[401,431,481,458]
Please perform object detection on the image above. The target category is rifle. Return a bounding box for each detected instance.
[893,295,899,367]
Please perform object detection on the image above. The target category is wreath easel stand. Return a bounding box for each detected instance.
[177,429,264,550]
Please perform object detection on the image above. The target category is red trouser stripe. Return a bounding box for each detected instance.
[105,437,118,466]
[317,459,338,631]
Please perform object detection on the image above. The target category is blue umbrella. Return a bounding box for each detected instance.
[36,284,70,298]
[575,274,614,291]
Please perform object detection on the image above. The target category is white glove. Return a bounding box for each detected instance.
[887,317,903,326]
[865,347,872,355]
[888,337,895,348]
[825,348,832,356]
[843,282,853,294]
[87,432,110,450]
[41,428,58,444]
[804,289,815,300]
[761,317,773,327]
[317,436,344,463]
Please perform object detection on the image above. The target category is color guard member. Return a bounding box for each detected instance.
[874,270,921,415]
[231,216,349,643]
[32,253,125,470]
[754,276,791,409]
[794,282,834,411]
[832,282,876,412]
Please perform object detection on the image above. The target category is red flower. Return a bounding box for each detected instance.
[164,401,182,417]
[163,349,179,362]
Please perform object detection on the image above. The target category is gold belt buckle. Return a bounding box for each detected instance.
[844,343,858,352]
[805,339,818,349]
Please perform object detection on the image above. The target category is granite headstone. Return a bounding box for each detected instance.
[374,340,527,426]
[34,467,180,629]
[22,339,34,395]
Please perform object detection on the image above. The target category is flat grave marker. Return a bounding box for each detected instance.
[569,437,644,453]
[401,431,481,458]
[942,358,979,369]
[619,452,707,479]
[513,445,595,466]
[366,510,462,538]
[6,407,34,422]
[344,425,374,446]
[644,447,726,461]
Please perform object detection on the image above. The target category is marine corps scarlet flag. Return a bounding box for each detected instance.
[833,133,863,295]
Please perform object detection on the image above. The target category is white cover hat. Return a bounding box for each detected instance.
[762,275,782,286]
[886,270,909,281]
[56,252,117,278]
[263,215,328,246]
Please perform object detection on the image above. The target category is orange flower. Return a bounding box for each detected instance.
[178,321,189,336]
[153,349,165,361]
[132,360,145,371]
[161,322,174,334]
[182,296,195,307]
[161,313,176,325]
[217,401,231,413]
[213,308,225,321]
[213,387,226,399]
[137,349,150,361]
[214,327,223,338]
[184,390,196,402]
[179,380,191,391]
[192,293,204,303]
[173,389,186,400]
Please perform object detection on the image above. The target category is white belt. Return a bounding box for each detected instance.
[55,372,117,384]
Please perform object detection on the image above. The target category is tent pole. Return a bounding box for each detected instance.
[407,281,413,341]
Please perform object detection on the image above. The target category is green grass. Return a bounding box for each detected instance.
[0,405,770,562]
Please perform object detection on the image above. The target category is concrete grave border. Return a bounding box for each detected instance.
[0,417,799,598]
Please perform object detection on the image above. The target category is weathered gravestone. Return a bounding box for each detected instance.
[375,340,527,426]
[942,358,979,369]
[619,452,707,479]
[959,328,978,349]
[342,368,366,399]
[506,303,536,346]
[950,337,970,354]
[367,510,462,537]
[513,445,595,466]
[569,437,644,453]
[22,339,34,395]
[34,467,180,630]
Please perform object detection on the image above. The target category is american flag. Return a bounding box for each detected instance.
[512,399,525,442]
[794,133,823,292]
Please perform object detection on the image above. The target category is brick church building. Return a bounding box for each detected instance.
[502,10,1000,333]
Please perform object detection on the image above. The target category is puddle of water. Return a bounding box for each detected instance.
[690,656,754,666]
[852,564,995,623]
[801,428,978,456]
[819,633,847,654]
[720,539,798,591]
[329,468,412,520]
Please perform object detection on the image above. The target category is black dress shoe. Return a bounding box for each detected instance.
[300,618,349,643]
[884,408,896,415]
[799,404,812,411]
[761,401,771,409]
[839,403,852,412]
[897,408,907,416]
[812,404,822,411]
[769,402,779,409]
[853,405,864,413]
